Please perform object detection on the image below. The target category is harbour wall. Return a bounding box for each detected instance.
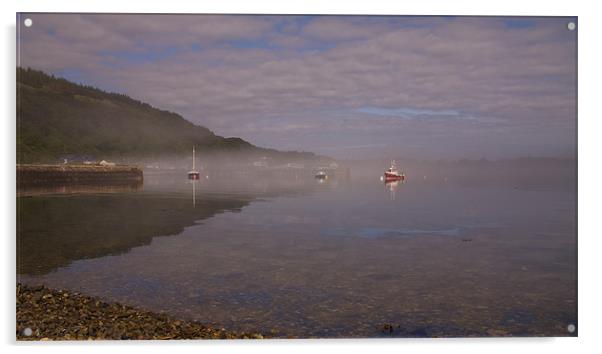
[17,164,144,185]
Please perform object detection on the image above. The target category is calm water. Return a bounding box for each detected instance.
[17,169,577,337]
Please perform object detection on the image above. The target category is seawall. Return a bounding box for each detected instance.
[17,164,143,185]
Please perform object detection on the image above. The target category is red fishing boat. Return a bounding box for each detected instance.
[384,160,405,181]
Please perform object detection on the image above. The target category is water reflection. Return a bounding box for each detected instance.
[17,172,321,276]
[384,179,403,200]
[191,179,197,207]
[17,180,143,197]
[17,171,576,337]
[17,193,254,275]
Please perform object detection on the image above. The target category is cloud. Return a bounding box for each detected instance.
[17,14,577,159]
[358,107,461,119]
[301,16,394,41]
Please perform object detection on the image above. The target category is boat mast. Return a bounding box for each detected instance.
[192,146,196,171]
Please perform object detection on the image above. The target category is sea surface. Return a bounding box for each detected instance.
[17,168,577,337]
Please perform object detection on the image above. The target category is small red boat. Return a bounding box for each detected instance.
[384,160,405,181]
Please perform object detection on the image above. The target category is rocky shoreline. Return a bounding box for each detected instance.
[16,284,268,340]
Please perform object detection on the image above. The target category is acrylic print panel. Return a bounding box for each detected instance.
[16,13,577,340]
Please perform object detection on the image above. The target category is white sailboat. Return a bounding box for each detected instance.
[187,146,200,180]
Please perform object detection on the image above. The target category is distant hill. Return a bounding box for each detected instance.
[17,68,323,164]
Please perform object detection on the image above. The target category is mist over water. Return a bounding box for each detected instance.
[17,158,576,337]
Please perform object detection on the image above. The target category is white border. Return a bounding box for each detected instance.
[2,1,600,353]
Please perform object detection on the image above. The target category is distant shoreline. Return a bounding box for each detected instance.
[16,283,269,340]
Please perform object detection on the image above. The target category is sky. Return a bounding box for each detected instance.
[17,14,577,160]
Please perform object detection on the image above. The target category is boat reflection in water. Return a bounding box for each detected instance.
[190,179,198,207]
[383,177,404,200]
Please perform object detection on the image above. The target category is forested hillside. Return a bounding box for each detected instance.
[17,68,319,163]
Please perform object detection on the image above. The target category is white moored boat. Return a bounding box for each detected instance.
[315,171,327,180]
[188,146,200,180]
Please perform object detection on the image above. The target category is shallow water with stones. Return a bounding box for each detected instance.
[17,169,577,338]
